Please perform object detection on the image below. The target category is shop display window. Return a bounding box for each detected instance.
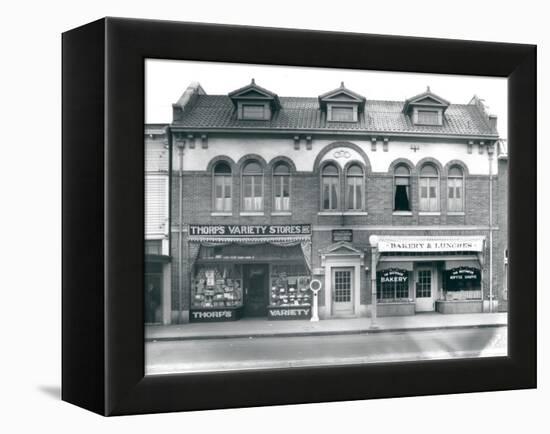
[377,268,411,303]
[192,264,243,308]
[270,263,311,307]
[443,267,482,300]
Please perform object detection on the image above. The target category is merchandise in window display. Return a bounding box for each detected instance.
[270,272,311,307]
[192,265,242,308]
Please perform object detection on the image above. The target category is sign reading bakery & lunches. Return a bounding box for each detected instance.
[189,224,311,237]
[376,236,485,253]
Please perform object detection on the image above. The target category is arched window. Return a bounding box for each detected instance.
[419,163,440,212]
[346,164,364,210]
[213,162,232,212]
[273,162,291,211]
[447,165,464,212]
[393,164,411,211]
[322,163,339,210]
[242,160,264,211]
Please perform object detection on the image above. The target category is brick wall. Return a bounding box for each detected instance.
[167,140,508,316]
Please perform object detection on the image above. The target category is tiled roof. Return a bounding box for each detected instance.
[173,95,498,137]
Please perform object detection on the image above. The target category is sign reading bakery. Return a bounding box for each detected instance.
[376,236,485,253]
[189,224,311,237]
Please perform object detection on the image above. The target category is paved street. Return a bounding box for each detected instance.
[145,326,507,375]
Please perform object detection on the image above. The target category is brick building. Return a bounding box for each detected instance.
[145,80,508,324]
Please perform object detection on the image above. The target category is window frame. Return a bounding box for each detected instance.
[212,162,233,212]
[419,163,440,212]
[241,103,266,120]
[345,163,365,211]
[393,164,412,212]
[327,103,358,122]
[447,165,465,213]
[272,162,291,212]
[413,107,443,126]
[377,269,410,302]
[321,162,340,211]
[241,160,264,211]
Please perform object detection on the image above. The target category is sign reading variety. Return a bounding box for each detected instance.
[189,224,311,237]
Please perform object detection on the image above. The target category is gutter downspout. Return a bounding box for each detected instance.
[177,138,185,323]
[369,236,379,328]
[487,143,495,313]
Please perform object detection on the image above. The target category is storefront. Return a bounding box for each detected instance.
[370,235,486,316]
[187,224,313,322]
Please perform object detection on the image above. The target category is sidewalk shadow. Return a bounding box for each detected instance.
[37,385,61,400]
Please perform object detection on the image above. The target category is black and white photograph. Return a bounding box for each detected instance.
[4,0,542,430]
[144,60,509,375]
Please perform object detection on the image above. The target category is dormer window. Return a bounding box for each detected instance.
[330,106,355,122]
[415,108,442,125]
[319,82,365,123]
[242,103,266,120]
[229,79,280,121]
[403,87,449,127]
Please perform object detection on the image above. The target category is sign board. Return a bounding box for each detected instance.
[189,224,311,237]
[377,268,409,284]
[376,236,484,253]
[267,306,311,320]
[190,308,241,322]
[444,267,481,291]
[332,229,353,242]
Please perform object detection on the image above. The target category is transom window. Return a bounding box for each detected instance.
[273,162,291,211]
[394,164,411,211]
[213,162,232,212]
[419,163,440,212]
[331,106,354,122]
[447,165,464,212]
[321,163,339,210]
[346,164,364,210]
[242,104,265,120]
[242,161,264,211]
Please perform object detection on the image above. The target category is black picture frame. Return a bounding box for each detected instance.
[62,17,536,416]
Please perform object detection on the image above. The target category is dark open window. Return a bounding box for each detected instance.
[394,164,411,211]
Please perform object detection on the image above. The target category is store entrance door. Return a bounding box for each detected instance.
[243,264,268,317]
[415,267,435,312]
[331,267,354,316]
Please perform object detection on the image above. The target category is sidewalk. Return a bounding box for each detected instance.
[145,312,507,342]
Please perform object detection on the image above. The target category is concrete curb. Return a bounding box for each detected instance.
[145,323,507,342]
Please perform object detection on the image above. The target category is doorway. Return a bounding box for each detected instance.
[331,267,354,316]
[415,266,435,312]
[243,264,268,317]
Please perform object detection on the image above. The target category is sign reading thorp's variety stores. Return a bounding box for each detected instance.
[189,224,311,237]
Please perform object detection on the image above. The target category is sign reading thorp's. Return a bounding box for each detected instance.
[189,224,311,237]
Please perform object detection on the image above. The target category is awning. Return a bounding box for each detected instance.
[145,254,171,264]
[196,243,308,265]
[376,236,485,253]
[377,261,414,271]
[444,259,481,270]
